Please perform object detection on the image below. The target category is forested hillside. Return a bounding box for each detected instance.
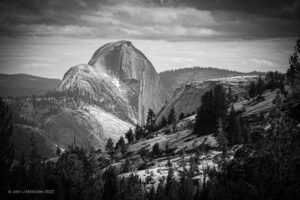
[159,67,260,93]
[0,74,60,97]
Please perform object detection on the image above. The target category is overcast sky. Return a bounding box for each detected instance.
[0,0,299,79]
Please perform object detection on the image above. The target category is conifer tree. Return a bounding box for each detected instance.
[165,167,179,200]
[0,99,14,195]
[116,136,125,150]
[135,124,144,140]
[125,128,134,143]
[217,119,228,161]
[152,143,160,157]
[115,136,127,156]
[56,145,62,156]
[106,138,114,159]
[159,116,167,128]
[178,113,185,121]
[249,81,256,100]
[227,105,242,145]
[10,153,27,191]
[179,174,194,200]
[103,167,119,200]
[122,158,130,173]
[287,38,300,87]
[167,107,176,125]
[256,76,265,98]
[27,134,45,193]
[213,84,227,120]
[118,174,144,200]
[155,181,166,200]
[193,85,227,136]
[227,86,234,103]
[146,108,155,133]
[146,186,155,200]
[286,39,300,120]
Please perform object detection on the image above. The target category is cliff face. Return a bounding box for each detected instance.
[86,40,170,123]
[155,76,257,123]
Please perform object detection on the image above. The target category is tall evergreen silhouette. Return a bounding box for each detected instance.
[0,98,14,198]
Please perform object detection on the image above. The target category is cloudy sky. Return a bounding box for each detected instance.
[0,0,299,79]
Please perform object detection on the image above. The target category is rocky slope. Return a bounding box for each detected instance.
[156,76,257,123]
[112,89,277,189]
[7,98,134,159]
[58,64,136,123]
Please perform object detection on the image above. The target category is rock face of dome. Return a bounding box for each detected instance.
[58,64,136,123]
[60,40,170,123]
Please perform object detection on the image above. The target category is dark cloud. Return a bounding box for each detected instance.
[160,0,300,19]
[0,0,299,40]
[0,0,106,25]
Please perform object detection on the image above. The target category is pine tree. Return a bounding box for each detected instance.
[56,145,62,156]
[172,120,177,134]
[167,107,176,125]
[115,136,127,156]
[178,113,185,121]
[0,98,14,195]
[146,186,155,200]
[217,119,228,161]
[116,136,125,149]
[193,89,214,135]
[146,108,155,133]
[135,124,144,140]
[155,181,167,200]
[102,167,119,200]
[125,128,134,143]
[213,84,227,120]
[193,85,227,136]
[165,167,179,200]
[10,153,27,191]
[249,81,256,100]
[286,39,300,121]
[159,116,167,128]
[118,174,144,200]
[227,86,234,104]
[106,138,114,159]
[152,143,160,157]
[179,174,194,200]
[287,38,300,87]
[122,158,130,173]
[227,105,242,145]
[256,76,265,98]
[27,134,44,193]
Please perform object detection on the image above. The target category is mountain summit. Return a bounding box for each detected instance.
[88,40,148,81]
[60,40,171,123]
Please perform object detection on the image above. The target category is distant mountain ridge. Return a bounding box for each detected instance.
[159,67,261,93]
[0,73,60,97]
